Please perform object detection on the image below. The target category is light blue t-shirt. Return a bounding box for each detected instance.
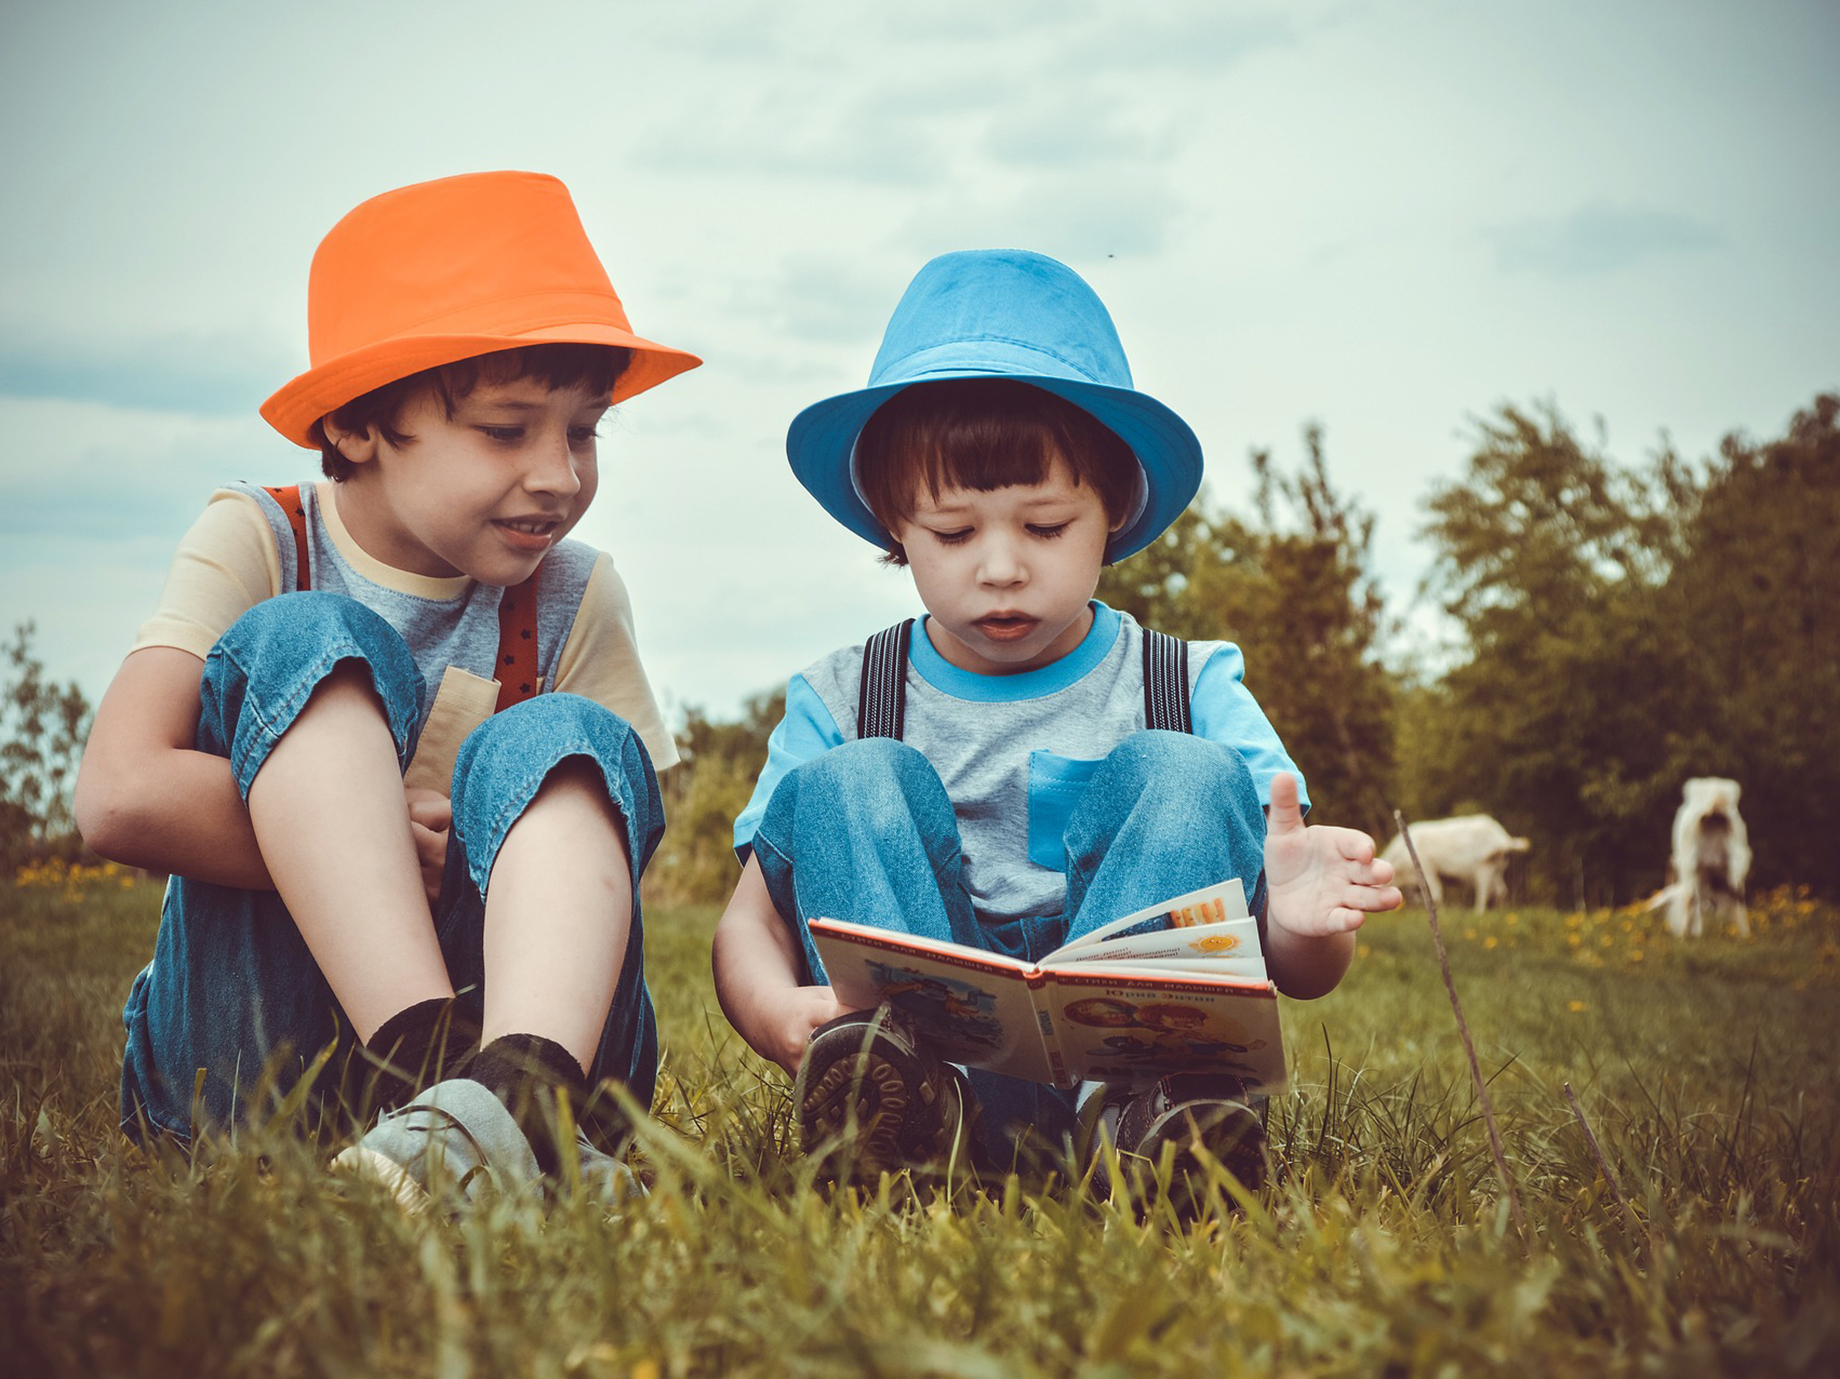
[734,603,1306,924]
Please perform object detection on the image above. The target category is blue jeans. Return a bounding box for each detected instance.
[120,592,664,1143]
[751,732,1268,1160]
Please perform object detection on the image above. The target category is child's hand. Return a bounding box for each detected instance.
[1264,772,1401,938]
[403,786,452,905]
[762,985,852,1076]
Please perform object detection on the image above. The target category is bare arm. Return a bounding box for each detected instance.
[711,856,847,1074]
[75,646,276,890]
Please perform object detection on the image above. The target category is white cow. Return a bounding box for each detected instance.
[1382,815,1530,911]
[1652,777,1751,938]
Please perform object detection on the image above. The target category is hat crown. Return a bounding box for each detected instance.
[307,171,630,366]
[866,250,1135,392]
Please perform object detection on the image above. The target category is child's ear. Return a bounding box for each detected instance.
[321,416,381,466]
[1109,475,1145,534]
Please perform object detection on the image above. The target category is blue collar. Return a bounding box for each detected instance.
[909,603,1121,702]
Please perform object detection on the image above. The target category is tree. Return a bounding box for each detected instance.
[1656,394,1840,895]
[1099,425,1396,837]
[1418,395,1840,904]
[1,622,93,870]
[1414,402,1684,905]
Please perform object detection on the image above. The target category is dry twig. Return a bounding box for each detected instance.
[1395,811,1527,1248]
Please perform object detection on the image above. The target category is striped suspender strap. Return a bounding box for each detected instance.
[262,485,311,592]
[857,620,914,739]
[1141,628,1193,734]
[259,482,542,713]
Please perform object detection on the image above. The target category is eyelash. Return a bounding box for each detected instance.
[476,426,602,445]
[931,523,1070,545]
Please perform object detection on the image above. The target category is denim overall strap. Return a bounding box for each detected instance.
[258,483,542,712]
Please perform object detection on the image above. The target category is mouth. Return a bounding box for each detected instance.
[974,613,1039,643]
[492,515,564,552]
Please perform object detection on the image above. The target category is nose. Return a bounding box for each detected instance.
[977,534,1025,587]
[524,429,583,498]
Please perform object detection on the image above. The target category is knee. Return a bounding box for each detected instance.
[1097,730,1254,800]
[199,593,421,763]
[453,694,660,858]
[470,691,634,755]
[217,592,412,678]
[457,695,651,800]
[774,738,950,838]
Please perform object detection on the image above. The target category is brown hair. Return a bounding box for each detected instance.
[316,342,631,480]
[853,379,1141,565]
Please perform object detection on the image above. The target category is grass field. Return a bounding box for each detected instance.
[4,863,1838,1376]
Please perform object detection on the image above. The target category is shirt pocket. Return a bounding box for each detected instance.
[404,666,499,795]
[1027,750,1102,871]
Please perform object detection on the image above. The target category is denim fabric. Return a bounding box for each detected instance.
[120,592,662,1143]
[752,730,1268,1160]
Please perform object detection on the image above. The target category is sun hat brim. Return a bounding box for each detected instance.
[261,323,702,450]
[787,370,1202,563]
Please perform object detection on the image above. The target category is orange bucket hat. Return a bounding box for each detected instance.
[261,171,701,448]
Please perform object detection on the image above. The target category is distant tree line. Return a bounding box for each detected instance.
[1,623,92,872]
[11,395,1835,908]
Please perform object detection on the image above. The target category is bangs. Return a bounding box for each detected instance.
[855,379,1141,534]
[431,342,630,409]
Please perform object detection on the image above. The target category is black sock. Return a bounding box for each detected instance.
[463,1033,588,1176]
[359,997,481,1115]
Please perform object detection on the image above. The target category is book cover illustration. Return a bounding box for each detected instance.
[862,960,1008,1054]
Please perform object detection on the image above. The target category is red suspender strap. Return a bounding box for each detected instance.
[493,573,542,713]
[262,485,311,592]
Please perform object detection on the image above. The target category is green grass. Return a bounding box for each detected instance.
[5,866,1839,1376]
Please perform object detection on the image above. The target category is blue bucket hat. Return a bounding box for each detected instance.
[786,249,1203,562]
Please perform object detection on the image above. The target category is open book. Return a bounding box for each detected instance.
[809,878,1285,1093]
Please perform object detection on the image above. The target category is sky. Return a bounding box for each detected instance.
[2,0,1835,728]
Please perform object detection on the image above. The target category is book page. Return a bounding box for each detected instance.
[808,920,1057,1082]
[1046,967,1287,1094]
[1049,878,1248,957]
[1042,914,1267,979]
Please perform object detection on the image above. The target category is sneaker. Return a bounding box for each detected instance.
[550,1121,648,1207]
[1093,1073,1266,1206]
[332,1077,540,1212]
[794,1006,972,1178]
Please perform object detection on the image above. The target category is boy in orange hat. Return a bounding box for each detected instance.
[75,172,700,1205]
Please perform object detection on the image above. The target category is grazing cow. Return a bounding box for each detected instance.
[1652,777,1751,938]
[1381,815,1530,911]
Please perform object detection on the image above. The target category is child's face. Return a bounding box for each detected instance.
[893,453,1117,675]
[331,375,610,583]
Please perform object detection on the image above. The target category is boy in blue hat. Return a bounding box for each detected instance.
[712,249,1401,1183]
